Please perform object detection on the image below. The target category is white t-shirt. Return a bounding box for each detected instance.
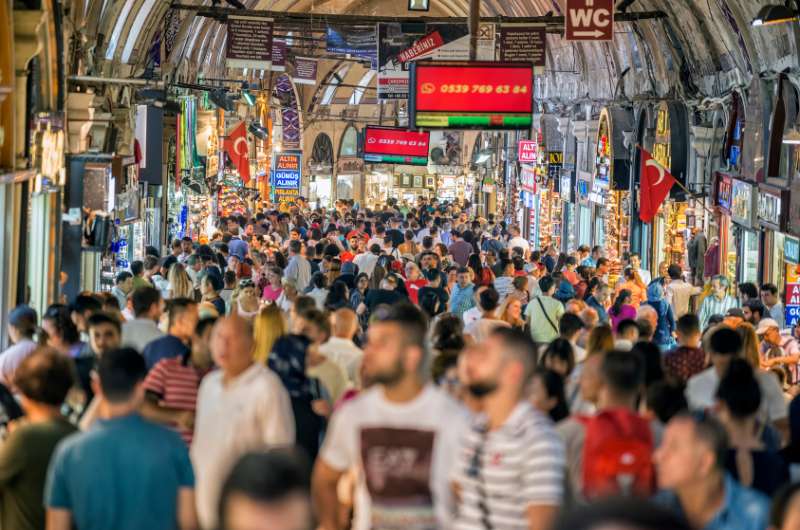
[686,366,787,423]
[508,236,530,252]
[464,317,511,343]
[320,385,470,530]
[462,306,481,328]
[353,253,380,278]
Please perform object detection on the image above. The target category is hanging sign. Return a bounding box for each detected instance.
[293,57,318,85]
[377,22,427,100]
[499,24,546,74]
[715,172,732,213]
[363,126,430,165]
[548,151,564,180]
[271,39,286,72]
[757,184,789,231]
[730,178,756,227]
[271,152,301,204]
[520,165,537,193]
[409,61,534,130]
[560,173,574,203]
[785,236,800,265]
[565,0,614,42]
[518,140,538,163]
[326,25,378,68]
[226,16,273,70]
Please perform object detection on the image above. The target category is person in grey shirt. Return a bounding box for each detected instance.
[121,286,164,353]
[284,240,311,293]
[761,282,786,328]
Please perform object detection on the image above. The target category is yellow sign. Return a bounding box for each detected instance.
[548,151,564,164]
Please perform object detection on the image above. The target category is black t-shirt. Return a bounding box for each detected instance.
[387,229,404,247]
[365,289,405,312]
[725,449,789,496]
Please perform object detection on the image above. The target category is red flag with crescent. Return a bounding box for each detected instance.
[223,121,250,184]
[639,147,676,223]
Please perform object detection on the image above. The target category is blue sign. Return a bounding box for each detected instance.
[326,25,378,69]
[787,305,800,328]
[271,153,302,203]
[786,236,800,265]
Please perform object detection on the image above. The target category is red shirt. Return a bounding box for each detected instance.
[143,357,206,445]
[663,346,707,383]
[406,279,429,305]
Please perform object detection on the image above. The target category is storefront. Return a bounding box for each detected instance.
[593,108,633,278]
[576,171,592,247]
[364,165,393,207]
[560,171,576,252]
[714,172,734,280]
[336,158,364,203]
[308,133,334,209]
[730,177,759,284]
[394,172,435,205]
[757,184,791,292]
[784,236,800,328]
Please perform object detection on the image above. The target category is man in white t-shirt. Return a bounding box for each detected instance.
[462,285,489,329]
[312,303,469,530]
[507,224,530,255]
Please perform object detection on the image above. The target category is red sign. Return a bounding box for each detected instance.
[413,62,533,114]
[364,127,430,157]
[565,0,614,42]
[398,31,446,63]
[518,140,538,163]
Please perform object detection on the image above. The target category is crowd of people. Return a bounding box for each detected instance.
[2,196,800,530]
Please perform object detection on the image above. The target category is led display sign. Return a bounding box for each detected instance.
[363,126,431,165]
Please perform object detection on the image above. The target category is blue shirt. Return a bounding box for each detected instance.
[450,283,476,317]
[654,475,770,530]
[142,335,191,371]
[45,414,194,530]
[581,257,597,268]
[227,237,249,260]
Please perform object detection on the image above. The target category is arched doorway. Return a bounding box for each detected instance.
[309,133,334,209]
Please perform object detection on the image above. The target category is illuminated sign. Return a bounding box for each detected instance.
[518,140,538,163]
[363,126,431,166]
[271,152,302,204]
[409,61,534,130]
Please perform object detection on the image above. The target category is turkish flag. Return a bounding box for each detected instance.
[639,147,676,223]
[223,121,251,184]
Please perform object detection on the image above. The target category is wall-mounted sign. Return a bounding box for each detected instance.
[271,152,301,204]
[518,140,538,163]
[560,173,574,203]
[757,184,790,231]
[785,236,800,265]
[271,39,286,71]
[499,24,546,73]
[226,16,273,70]
[520,165,536,194]
[565,0,614,42]
[588,179,607,206]
[363,126,430,165]
[409,61,534,130]
[730,178,756,228]
[336,158,364,174]
[577,170,592,205]
[293,57,318,85]
[548,151,563,180]
[715,172,732,213]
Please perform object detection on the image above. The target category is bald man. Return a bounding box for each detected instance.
[318,308,363,387]
[191,315,295,530]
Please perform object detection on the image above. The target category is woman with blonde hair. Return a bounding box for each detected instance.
[586,324,615,357]
[738,322,762,370]
[167,263,194,300]
[498,296,525,331]
[252,303,286,363]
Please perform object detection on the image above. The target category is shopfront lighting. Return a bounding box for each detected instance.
[752,3,798,26]
[248,122,268,140]
[782,127,800,145]
[209,89,236,112]
[241,88,256,106]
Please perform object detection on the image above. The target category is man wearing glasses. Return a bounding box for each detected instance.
[452,328,566,530]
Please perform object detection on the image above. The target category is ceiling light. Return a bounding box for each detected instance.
[783,127,800,145]
[248,122,268,140]
[209,89,236,112]
[752,3,798,26]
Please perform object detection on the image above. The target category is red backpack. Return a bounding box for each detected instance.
[577,409,655,499]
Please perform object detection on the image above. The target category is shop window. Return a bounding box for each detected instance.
[349,70,375,105]
[105,0,136,60]
[339,126,358,158]
[321,65,351,106]
[121,0,158,63]
[311,133,334,166]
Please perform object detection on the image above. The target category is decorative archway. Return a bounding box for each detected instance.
[338,124,359,158]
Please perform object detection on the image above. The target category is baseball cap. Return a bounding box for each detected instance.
[8,305,37,328]
[341,262,356,275]
[756,318,780,335]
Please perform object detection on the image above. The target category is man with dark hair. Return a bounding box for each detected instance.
[70,294,102,340]
[45,347,197,530]
[761,282,785,328]
[560,312,587,362]
[448,230,472,267]
[285,240,311,292]
[0,349,77,530]
[142,298,199,370]
[75,312,123,406]
[219,449,312,530]
[0,305,39,388]
[686,326,786,427]
[663,314,705,383]
[121,286,164,352]
[452,328,564,530]
[464,287,510,342]
[665,264,701,318]
[615,319,640,347]
[111,271,133,314]
[313,303,468,530]
[742,299,767,325]
[179,236,193,263]
[526,275,565,345]
[130,260,151,290]
[653,413,769,530]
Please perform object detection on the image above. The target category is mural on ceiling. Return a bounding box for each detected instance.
[273,74,302,151]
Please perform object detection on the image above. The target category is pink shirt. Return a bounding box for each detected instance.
[262,284,283,302]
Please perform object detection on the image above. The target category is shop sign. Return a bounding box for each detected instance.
[363,126,430,166]
[565,0,614,42]
[226,16,273,70]
[785,236,800,265]
[520,164,536,193]
[715,172,732,213]
[548,151,563,180]
[293,57,318,85]
[577,170,591,205]
[336,158,364,174]
[409,61,534,130]
[788,266,800,327]
[730,178,756,227]
[271,152,301,204]
[518,140,538,163]
[757,184,789,231]
[499,24,546,73]
[560,173,573,203]
[588,179,607,206]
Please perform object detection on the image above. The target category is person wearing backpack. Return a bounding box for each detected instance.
[557,350,655,503]
[525,275,565,347]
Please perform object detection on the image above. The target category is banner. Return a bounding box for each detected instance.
[408,23,495,62]
[499,24,547,74]
[293,57,318,85]
[226,16,273,70]
[428,131,462,167]
[271,39,286,72]
[377,22,427,99]
[271,152,302,204]
[326,25,378,68]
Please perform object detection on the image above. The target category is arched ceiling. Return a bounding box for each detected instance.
[71,0,800,118]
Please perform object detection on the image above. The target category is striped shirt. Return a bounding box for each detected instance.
[143,357,204,445]
[452,402,566,530]
[697,294,738,330]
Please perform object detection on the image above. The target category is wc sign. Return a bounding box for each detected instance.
[565,0,614,42]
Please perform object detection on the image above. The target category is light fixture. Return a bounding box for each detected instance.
[248,122,268,140]
[783,127,800,145]
[209,88,236,112]
[240,83,256,105]
[752,3,798,26]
